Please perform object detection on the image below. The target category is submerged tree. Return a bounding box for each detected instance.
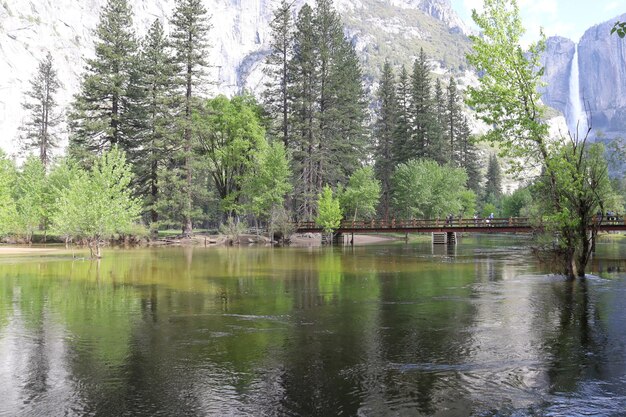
[19,52,61,170]
[467,0,614,279]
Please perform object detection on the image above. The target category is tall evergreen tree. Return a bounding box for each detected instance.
[429,77,447,165]
[263,0,293,148]
[374,60,398,219]
[393,65,411,166]
[169,0,211,235]
[408,48,433,160]
[134,19,176,230]
[446,76,463,165]
[19,53,61,170]
[287,0,366,221]
[485,153,503,203]
[314,0,362,188]
[69,0,138,159]
[289,4,318,220]
[458,117,482,195]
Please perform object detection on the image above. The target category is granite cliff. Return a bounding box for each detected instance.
[0,0,470,153]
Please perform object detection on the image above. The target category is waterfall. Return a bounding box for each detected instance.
[567,43,587,137]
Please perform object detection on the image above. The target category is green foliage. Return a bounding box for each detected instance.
[339,166,381,221]
[52,147,141,257]
[169,0,211,235]
[0,151,17,236]
[133,19,176,228]
[484,153,502,203]
[459,189,477,217]
[316,185,343,234]
[69,0,139,157]
[263,0,293,146]
[14,157,47,242]
[391,159,470,219]
[467,0,618,278]
[194,95,268,215]
[481,202,497,218]
[219,217,247,241]
[243,140,293,220]
[466,0,548,166]
[287,0,367,220]
[501,187,532,217]
[373,60,398,218]
[19,52,61,169]
[611,21,626,38]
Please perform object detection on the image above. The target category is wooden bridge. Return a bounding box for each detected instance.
[295,217,626,240]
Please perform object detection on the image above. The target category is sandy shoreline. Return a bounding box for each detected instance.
[289,233,399,246]
[0,246,62,255]
[0,233,399,255]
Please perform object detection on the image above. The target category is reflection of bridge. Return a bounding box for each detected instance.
[295,217,626,244]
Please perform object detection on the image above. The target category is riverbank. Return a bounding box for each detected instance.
[0,246,62,255]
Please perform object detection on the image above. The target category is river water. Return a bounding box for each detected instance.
[1,236,626,416]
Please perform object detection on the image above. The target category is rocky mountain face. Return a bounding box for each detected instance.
[541,13,626,140]
[0,0,470,154]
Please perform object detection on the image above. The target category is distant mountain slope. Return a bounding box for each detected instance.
[0,0,471,154]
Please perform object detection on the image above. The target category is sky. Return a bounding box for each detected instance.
[450,0,626,44]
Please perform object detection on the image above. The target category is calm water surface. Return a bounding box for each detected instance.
[2,236,626,416]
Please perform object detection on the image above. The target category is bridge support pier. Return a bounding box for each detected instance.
[322,232,343,245]
[433,232,456,245]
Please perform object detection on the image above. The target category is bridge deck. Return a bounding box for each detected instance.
[295,217,626,234]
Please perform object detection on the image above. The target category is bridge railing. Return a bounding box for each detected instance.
[295,217,532,230]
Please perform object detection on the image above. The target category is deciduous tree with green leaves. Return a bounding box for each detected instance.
[52,147,141,258]
[194,95,267,218]
[316,185,342,237]
[0,151,17,237]
[14,157,47,243]
[391,159,470,219]
[467,0,616,279]
[242,140,293,236]
[339,166,381,222]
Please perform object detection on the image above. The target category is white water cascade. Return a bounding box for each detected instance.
[567,44,588,137]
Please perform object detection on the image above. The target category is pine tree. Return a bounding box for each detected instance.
[289,4,318,220]
[429,77,447,165]
[19,53,61,170]
[458,117,482,195]
[286,0,366,220]
[374,61,398,219]
[408,48,433,160]
[69,0,138,159]
[484,153,502,203]
[169,0,211,235]
[323,39,367,185]
[393,65,411,166]
[134,19,176,231]
[446,76,463,165]
[263,0,293,148]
